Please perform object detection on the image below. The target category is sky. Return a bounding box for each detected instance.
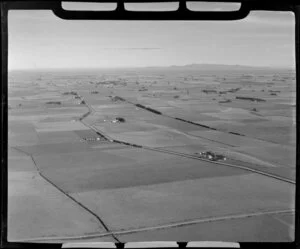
[8,2,295,70]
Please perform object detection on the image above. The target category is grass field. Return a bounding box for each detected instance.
[8,66,296,242]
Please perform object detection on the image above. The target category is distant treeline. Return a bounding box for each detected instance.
[218,88,241,94]
[236,96,266,102]
[203,89,217,94]
[63,91,77,96]
[174,117,215,130]
[135,103,162,115]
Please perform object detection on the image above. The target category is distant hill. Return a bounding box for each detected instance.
[173,63,270,70]
[144,63,275,71]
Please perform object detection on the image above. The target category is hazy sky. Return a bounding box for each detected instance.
[8,2,295,70]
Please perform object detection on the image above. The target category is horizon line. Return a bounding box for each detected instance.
[8,63,295,72]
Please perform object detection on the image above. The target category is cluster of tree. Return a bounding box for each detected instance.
[203,89,217,94]
[63,91,77,96]
[219,88,240,94]
[138,86,148,91]
[109,96,125,102]
[46,101,61,105]
[218,99,231,104]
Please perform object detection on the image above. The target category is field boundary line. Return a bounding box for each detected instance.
[11,146,120,243]
[12,209,295,242]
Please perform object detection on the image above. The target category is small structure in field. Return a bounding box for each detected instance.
[195,151,226,161]
[81,137,105,142]
[112,117,126,123]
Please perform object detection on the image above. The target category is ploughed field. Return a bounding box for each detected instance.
[8,67,295,242]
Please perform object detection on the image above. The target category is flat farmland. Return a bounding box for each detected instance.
[8,66,296,242]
